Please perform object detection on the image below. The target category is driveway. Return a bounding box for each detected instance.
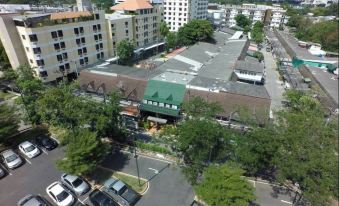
[263,49,285,112]
[101,150,195,206]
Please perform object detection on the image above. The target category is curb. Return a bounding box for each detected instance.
[97,166,150,195]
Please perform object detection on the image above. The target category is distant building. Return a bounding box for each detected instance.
[163,0,208,31]
[76,0,93,11]
[233,58,265,84]
[208,3,286,28]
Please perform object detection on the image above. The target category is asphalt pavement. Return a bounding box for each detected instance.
[101,150,195,206]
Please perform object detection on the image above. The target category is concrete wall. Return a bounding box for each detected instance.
[0,14,28,69]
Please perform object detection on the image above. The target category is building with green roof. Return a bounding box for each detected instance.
[140,80,186,118]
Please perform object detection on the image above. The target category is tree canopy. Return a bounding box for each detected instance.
[165,32,177,52]
[195,163,255,206]
[235,14,252,28]
[0,104,19,144]
[177,20,213,46]
[251,21,264,44]
[57,129,109,175]
[159,21,170,38]
[116,39,135,64]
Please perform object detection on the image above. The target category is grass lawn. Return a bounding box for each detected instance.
[0,91,16,100]
[90,167,147,194]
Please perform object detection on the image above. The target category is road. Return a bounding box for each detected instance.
[263,48,285,112]
[102,150,195,206]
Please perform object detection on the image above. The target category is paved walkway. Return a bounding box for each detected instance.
[263,49,285,113]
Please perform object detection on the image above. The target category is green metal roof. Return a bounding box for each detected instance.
[140,104,180,117]
[143,80,186,105]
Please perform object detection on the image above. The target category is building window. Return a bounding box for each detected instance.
[80,59,84,65]
[29,59,33,63]
[56,54,63,61]
[36,59,44,66]
[95,14,100,19]
[159,102,164,107]
[80,27,84,33]
[33,47,41,54]
[39,70,48,77]
[81,37,85,43]
[98,34,102,40]
[29,34,38,42]
[125,22,128,27]
[96,44,99,51]
[76,38,81,45]
[74,28,79,35]
[165,104,171,108]
[59,65,65,71]
[25,47,29,52]
[60,42,65,49]
[143,99,147,104]
[153,101,158,106]
[96,53,100,59]
[172,105,178,109]
[57,30,63,37]
[99,43,103,49]
[51,31,57,38]
[126,30,129,36]
[65,63,70,70]
[83,47,87,54]
[21,35,26,40]
[94,35,98,41]
[78,49,83,55]
[84,57,88,63]
[54,43,60,50]
[93,24,97,31]
[62,52,68,60]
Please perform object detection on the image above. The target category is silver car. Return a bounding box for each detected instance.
[0,166,5,178]
[1,149,22,169]
[61,173,90,196]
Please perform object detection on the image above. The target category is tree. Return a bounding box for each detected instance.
[159,21,170,38]
[117,39,135,64]
[177,20,213,46]
[0,40,11,71]
[195,163,255,206]
[16,65,44,124]
[175,119,234,184]
[182,96,222,119]
[0,104,19,143]
[253,51,264,62]
[251,21,264,44]
[57,129,109,175]
[235,14,251,28]
[165,32,177,51]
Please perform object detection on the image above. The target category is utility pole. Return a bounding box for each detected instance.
[134,144,141,186]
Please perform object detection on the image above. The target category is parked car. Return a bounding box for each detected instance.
[1,149,22,169]
[19,141,41,158]
[61,173,90,196]
[35,135,58,151]
[89,189,119,206]
[103,177,141,206]
[46,182,75,206]
[18,194,51,206]
[0,166,5,178]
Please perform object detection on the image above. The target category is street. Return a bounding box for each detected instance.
[263,48,285,112]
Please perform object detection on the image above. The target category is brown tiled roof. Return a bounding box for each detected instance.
[185,89,270,122]
[111,0,153,11]
[50,11,92,20]
[79,71,147,102]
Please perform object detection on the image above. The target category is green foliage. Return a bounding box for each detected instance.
[177,20,213,46]
[253,51,264,62]
[57,129,109,175]
[117,39,135,64]
[175,119,234,184]
[0,40,11,71]
[286,9,338,52]
[16,65,44,124]
[0,104,19,143]
[159,21,170,38]
[135,141,172,155]
[235,14,252,28]
[166,32,177,51]
[195,163,255,206]
[251,21,264,44]
[182,96,223,119]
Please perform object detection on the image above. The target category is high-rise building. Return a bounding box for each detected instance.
[0,11,107,82]
[76,0,93,11]
[163,0,208,32]
[110,0,164,50]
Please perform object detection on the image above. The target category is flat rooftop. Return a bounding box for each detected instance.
[105,12,133,20]
[307,66,338,105]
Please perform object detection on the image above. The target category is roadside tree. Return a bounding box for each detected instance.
[117,39,135,64]
[159,21,170,38]
[165,32,177,52]
[195,163,255,206]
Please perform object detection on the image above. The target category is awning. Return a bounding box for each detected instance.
[147,116,167,124]
[144,42,165,51]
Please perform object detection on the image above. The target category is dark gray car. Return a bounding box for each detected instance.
[103,177,141,206]
[18,194,51,206]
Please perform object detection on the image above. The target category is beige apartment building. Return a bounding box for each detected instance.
[110,0,164,55]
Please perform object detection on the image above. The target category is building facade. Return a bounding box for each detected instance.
[110,0,164,53]
[11,11,108,82]
[163,0,208,31]
[208,3,286,28]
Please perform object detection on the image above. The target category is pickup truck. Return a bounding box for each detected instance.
[102,177,141,206]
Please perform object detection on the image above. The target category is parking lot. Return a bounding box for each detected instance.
[0,144,95,206]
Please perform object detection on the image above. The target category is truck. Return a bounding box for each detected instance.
[102,177,141,206]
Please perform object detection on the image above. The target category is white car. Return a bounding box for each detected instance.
[18,141,40,158]
[46,182,75,206]
[1,149,22,169]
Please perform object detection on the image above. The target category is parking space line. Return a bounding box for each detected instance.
[24,158,32,165]
[42,149,48,155]
[3,167,12,175]
[281,200,292,205]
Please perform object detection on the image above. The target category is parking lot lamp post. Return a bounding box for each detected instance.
[134,146,141,187]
